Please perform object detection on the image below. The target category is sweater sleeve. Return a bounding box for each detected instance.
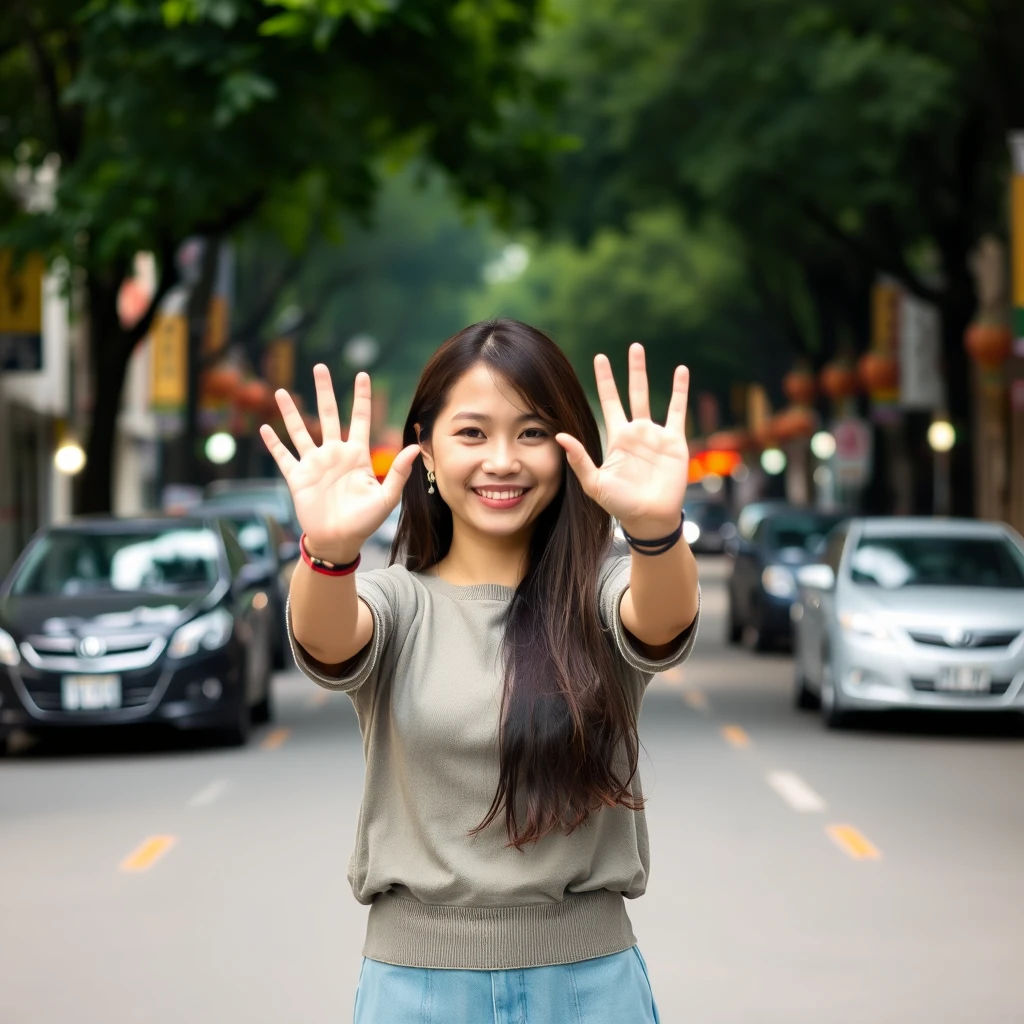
[598,553,700,680]
[285,567,397,694]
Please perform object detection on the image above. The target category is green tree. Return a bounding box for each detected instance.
[1,0,551,511]
[538,0,1024,510]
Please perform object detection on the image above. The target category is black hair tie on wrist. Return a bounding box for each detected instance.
[621,512,685,555]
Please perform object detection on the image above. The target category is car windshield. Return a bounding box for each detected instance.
[687,502,729,528]
[764,514,843,553]
[10,528,221,596]
[217,517,270,558]
[850,534,1024,589]
[204,493,297,538]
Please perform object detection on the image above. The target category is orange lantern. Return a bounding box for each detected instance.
[705,428,750,452]
[773,405,817,440]
[819,363,860,401]
[782,370,816,406]
[203,363,243,401]
[371,446,398,482]
[234,378,272,413]
[964,322,1013,370]
[857,352,899,392]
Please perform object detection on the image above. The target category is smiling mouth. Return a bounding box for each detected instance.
[472,487,531,500]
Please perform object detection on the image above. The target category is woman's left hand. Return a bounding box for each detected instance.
[556,343,690,537]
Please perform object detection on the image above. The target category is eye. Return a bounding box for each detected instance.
[456,427,484,438]
[522,427,548,439]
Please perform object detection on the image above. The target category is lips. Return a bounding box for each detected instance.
[472,487,529,500]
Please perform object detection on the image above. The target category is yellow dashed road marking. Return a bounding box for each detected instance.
[120,835,177,873]
[682,689,708,710]
[661,667,684,684]
[309,690,330,708]
[261,727,291,750]
[721,725,750,748]
[827,824,882,860]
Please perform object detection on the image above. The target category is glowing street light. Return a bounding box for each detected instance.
[927,420,955,453]
[204,432,237,464]
[927,419,955,515]
[760,448,787,475]
[54,442,86,475]
[810,430,837,460]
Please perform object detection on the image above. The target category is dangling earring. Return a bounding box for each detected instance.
[426,469,435,494]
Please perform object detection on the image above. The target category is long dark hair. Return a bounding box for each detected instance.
[393,318,643,850]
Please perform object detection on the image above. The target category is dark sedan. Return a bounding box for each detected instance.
[727,507,847,650]
[0,516,276,752]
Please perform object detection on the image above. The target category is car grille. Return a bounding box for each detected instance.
[907,630,1020,650]
[21,677,160,712]
[909,678,1012,695]
[21,634,166,672]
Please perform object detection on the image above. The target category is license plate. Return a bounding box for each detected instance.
[935,666,991,693]
[61,675,122,710]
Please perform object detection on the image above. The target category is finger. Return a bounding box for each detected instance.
[627,343,651,421]
[594,354,627,434]
[665,365,690,437]
[259,423,298,477]
[556,433,600,496]
[347,372,372,450]
[379,444,422,509]
[313,363,342,443]
[274,388,315,456]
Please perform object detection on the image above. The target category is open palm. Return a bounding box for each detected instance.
[555,344,690,534]
[259,365,420,560]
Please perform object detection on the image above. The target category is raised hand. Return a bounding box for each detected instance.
[555,344,690,537]
[259,365,421,561]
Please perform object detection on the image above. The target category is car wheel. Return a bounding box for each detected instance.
[219,691,252,747]
[727,591,743,645]
[794,668,819,710]
[820,653,849,729]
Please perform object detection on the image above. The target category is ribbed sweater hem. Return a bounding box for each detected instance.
[363,889,637,970]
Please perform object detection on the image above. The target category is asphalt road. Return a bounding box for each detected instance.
[2,554,1022,1024]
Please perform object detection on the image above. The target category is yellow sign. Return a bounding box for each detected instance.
[263,337,295,390]
[0,250,43,333]
[203,294,229,357]
[150,313,188,409]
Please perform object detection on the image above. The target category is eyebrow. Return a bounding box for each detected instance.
[450,412,546,424]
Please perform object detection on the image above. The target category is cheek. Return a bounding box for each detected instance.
[533,445,565,488]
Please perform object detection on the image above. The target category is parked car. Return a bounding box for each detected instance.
[727,507,847,649]
[203,479,301,540]
[0,515,276,752]
[792,517,1024,728]
[193,505,299,669]
[683,500,736,554]
[733,499,791,542]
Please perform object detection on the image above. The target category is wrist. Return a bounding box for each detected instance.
[620,513,683,542]
[302,536,363,566]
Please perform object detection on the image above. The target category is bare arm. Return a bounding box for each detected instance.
[619,537,700,653]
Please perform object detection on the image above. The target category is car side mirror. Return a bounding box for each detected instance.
[795,564,835,591]
[277,540,300,563]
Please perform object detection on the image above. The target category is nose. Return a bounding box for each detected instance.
[481,438,521,476]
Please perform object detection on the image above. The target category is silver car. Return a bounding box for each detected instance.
[792,517,1024,728]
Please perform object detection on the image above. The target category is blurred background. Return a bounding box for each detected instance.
[2,1,1023,1022]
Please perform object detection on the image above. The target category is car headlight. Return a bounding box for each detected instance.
[761,565,797,599]
[838,612,890,641]
[683,520,701,545]
[0,627,20,667]
[168,608,234,659]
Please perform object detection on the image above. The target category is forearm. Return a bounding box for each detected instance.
[288,547,366,664]
[621,533,700,646]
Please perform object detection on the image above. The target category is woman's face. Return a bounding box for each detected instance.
[416,362,564,542]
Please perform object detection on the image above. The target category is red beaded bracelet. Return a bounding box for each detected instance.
[299,534,361,576]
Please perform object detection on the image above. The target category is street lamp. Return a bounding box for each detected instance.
[810,430,837,460]
[928,419,955,515]
[760,448,787,475]
[204,432,236,465]
[54,442,86,475]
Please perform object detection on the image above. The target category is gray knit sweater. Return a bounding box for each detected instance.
[286,553,699,969]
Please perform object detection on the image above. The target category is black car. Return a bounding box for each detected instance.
[0,515,276,752]
[193,504,299,669]
[203,479,301,540]
[684,500,736,554]
[727,507,847,649]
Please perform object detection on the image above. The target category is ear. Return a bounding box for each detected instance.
[414,423,433,471]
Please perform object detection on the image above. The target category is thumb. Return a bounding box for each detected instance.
[379,444,422,509]
[555,433,600,497]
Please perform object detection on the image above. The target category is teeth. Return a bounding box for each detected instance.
[477,489,524,500]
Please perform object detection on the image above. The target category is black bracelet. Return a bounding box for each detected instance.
[621,513,685,555]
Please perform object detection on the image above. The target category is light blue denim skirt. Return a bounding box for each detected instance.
[353,945,661,1024]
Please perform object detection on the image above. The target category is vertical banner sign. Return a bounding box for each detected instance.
[1010,134,1024,355]
[0,250,44,371]
[150,313,188,412]
[263,337,295,391]
[899,295,944,410]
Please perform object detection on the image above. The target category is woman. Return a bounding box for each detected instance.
[260,318,700,1023]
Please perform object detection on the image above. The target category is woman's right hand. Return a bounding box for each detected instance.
[259,364,421,562]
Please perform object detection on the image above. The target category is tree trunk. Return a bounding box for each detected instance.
[76,277,132,515]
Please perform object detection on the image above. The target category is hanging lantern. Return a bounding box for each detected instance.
[705,428,751,452]
[203,363,243,401]
[234,378,272,413]
[857,352,899,392]
[964,322,1012,370]
[782,370,816,406]
[819,362,860,400]
[772,406,818,441]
